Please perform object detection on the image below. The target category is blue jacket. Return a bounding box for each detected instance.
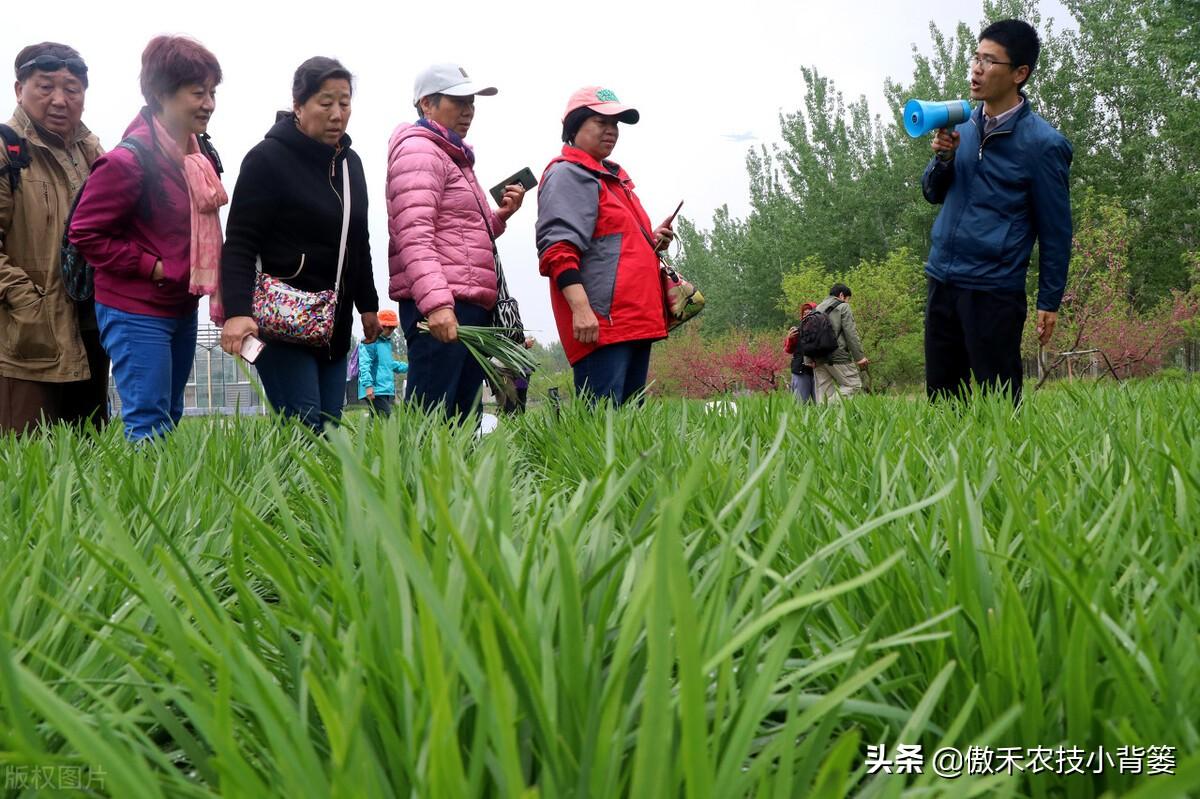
[921,98,1073,311]
[357,337,408,399]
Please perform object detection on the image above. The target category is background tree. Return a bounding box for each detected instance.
[1036,191,1199,378]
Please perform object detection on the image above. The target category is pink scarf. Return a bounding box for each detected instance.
[151,116,229,324]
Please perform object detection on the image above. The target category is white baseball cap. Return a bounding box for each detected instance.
[412,63,498,106]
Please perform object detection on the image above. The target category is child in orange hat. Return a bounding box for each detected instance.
[357,309,408,417]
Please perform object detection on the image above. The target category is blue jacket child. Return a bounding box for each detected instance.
[357,335,408,400]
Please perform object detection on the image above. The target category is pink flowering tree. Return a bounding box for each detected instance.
[648,327,790,398]
[1036,192,1199,381]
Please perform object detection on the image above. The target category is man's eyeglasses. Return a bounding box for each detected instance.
[970,54,1013,70]
[17,55,89,78]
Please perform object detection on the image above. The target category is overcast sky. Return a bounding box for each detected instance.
[6,0,1071,344]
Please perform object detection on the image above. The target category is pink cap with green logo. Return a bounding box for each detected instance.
[562,86,640,124]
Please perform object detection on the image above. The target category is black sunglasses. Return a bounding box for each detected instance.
[18,55,89,77]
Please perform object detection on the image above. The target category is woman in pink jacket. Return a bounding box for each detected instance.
[385,62,525,422]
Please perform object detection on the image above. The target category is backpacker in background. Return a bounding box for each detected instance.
[798,299,842,359]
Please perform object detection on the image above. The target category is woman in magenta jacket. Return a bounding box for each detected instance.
[68,36,225,441]
[385,62,526,423]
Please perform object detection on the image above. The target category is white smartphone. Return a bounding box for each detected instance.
[240,334,265,363]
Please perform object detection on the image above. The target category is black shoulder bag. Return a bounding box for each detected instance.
[59,137,150,302]
[455,165,526,344]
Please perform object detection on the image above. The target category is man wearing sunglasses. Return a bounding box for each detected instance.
[920,19,1073,406]
[0,42,107,433]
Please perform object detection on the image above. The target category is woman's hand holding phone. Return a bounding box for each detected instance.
[655,200,684,252]
[653,225,676,252]
[496,184,526,222]
[221,315,261,359]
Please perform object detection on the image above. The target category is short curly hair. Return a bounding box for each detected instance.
[139,35,222,112]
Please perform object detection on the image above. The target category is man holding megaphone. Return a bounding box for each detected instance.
[917,19,1073,405]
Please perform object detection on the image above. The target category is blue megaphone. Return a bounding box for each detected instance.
[903,99,972,137]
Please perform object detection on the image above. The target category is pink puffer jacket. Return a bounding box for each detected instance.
[386,123,506,316]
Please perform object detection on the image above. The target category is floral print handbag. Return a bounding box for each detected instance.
[660,259,705,331]
[252,163,350,347]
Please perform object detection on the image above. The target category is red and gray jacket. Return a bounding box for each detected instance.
[535,146,666,365]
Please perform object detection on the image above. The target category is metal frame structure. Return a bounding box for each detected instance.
[185,323,267,415]
[106,322,268,417]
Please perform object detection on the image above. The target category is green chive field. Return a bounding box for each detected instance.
[1,383,1198,798]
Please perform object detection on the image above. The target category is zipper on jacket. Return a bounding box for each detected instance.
[67,145,87,186]
[943,118,982,278]
[328,155,342,204]
[944,118,1016,281]
[978,128,1013,161]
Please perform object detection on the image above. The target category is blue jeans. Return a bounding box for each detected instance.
[96,303,197,442]
[573,340,653,406]
[254,341,347,431]
[790,371,815,403]
[400,299,490,423]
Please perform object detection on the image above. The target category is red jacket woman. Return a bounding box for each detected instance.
[535,87,671,405]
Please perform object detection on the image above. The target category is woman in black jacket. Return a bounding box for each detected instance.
[220,57,379,430]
